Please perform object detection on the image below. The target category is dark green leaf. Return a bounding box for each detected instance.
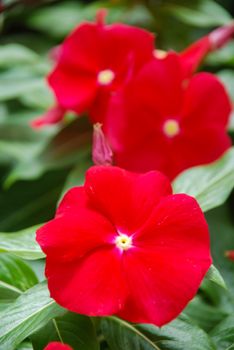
[0,282,64,350]
[32,312,99,350]
[102,315,215,350]
[0,253,38,298]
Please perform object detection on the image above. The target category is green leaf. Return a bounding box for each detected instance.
[205,265,227,289]
[173,148,234,212]
[5,118,91,185]
[32,312,99,350]
[102,315,215,350]
[17,342,33,350]
[0,44,38,68]
[0,282,65,350]
[206,204,234,295]
[185,296,228,333]
[163,0,231,27]
[210,315,234,350]
[0,70,43,101]
[59,158,92,200]
[0,254,38,300]
[0,226,44,260]
[217,70,234,102]
[0,168,69,231]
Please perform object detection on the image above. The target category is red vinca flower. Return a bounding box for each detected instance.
[105,52,232,180]
[47,12,154,123]
[37,166,211,326]
[44,342,73,350]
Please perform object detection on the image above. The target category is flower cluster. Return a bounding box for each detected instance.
[35,13,233,327]
[32,13,233,180]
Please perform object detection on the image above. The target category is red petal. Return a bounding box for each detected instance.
[118,194,211,325]
[59,23,102,72]
[182,72,232,128]
[31,105,65,128]
[46,247,128,316]
[44,342,73,350]
[56,187,88,217]
[36,211,115,261]
[135,194,210,255]
[119,246,210,326]
[48,68,97,114]
[85,166,171,233]
[171,126,232,178]
[180,36,210,78]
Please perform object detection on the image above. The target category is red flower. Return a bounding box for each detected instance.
[44,342,73,350]
[105,52,232,179]
[47,12,154,124]
[37,166,211,326]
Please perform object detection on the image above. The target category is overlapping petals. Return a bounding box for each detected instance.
[105,53,232,179]
[37,166,212,326]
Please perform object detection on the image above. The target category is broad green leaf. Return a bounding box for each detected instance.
[102,315,215,350]
[32,312,99,350]
[59,158,92,200]
[210,315,234,350]
[173,148,234,212]
[185,296,228,333]
[163,0,231,27]
[218,70,234,102]
[206,42,234,67]
[0,72,43,101]
[17,342,33,350]
[205,265,227,289]
[0,254,38,299]
[0,282,64,350]
[5,118,91,185]
[206,204,234,295]
[0,226,43,260]
[0,44,38,67]
[0,167,69,231]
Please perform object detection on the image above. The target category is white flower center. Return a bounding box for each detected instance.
[153,49,168,59]
[97,69,115,86]
[163,119,180,137]
[115,234,132,251]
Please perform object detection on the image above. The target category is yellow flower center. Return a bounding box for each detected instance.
[153,49,168,59]
[115,234,132,251]
[97,69,115,86]
[163,119,180,137]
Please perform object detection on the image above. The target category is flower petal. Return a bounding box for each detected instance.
[85,166,172,233]
[171,126,232,178]
[36,211,116,261]
[118,194,211,326]
[46,247,128,316]
[119,244,211,326]
[182,72,232,128]
[135,194,210,255]
[48,68,97,114]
